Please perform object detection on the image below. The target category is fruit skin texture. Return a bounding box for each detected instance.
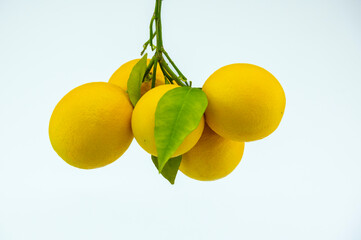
[179,123,245,181]
[203,63,286,142]
[132,84,205,157]
[108,59,164,95]
[49,82,133,169]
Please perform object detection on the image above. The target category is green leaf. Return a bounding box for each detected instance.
[151,155,182,184]
[127,54,147,106]
[155,87,208,172]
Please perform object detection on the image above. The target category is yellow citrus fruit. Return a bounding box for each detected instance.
[109,58,165,95]
[180,123,245,181]
[203,63,286,142]
[132,84,205,157]
[49,82,133,169]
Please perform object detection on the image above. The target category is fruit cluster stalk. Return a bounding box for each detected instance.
[141,0,190,88]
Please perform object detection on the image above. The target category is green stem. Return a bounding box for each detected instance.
[160,58,186,86]
[141,30,157,55]
[142,0,189,88]
[155,0,163,52]
[143,56,156,82]
[159,63,172,83]
[152,61,158,88]
[149,16,156,50]
[162,49,187,80]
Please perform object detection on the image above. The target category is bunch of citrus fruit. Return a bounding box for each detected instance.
[48,0,286,184]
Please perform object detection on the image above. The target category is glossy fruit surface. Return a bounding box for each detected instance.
[49,82,133,169]
[180,123,245,181]
[131,84,204,157]
[203,63,286,142]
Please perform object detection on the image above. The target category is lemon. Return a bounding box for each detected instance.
[203,63,286,142]
[179,123,245,181]
[131,84,205,157]
[109,58,165,95]
[49,82,133,169]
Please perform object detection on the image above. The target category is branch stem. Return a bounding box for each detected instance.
[143,56,156,82]
[162,49,187,80]
[152,60,158,88]
[141,0,189,88]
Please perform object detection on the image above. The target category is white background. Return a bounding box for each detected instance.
[1,0,361,239]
